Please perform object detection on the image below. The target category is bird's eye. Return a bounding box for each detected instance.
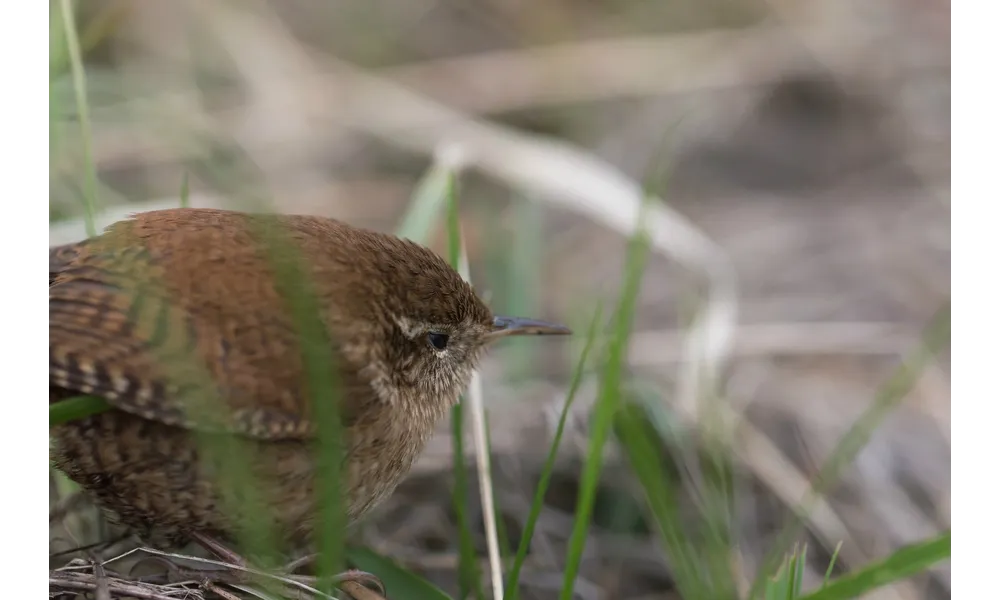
[427,332,450,351]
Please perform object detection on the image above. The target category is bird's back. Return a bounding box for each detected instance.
[49,208,388,437]
[48,208,453,546]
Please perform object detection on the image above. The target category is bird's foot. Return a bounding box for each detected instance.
[282,554,386,598]
[329,569,387,598]
[282,552,319,573]
[189,531,250,568]
[188,534,386,598]
[336,570,388,599]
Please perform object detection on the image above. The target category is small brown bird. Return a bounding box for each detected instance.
[49,208,569,591]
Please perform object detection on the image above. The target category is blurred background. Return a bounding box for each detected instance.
[49,0,950,599]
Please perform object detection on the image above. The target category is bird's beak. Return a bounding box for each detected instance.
[489,315,572,339]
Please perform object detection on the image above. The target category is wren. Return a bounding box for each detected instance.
[49,208,569,591]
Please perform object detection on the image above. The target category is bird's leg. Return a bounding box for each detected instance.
[281,552,318,573]
[280,554,386,597]
[188,531,249,569]
[192,535,386,596]
[331,570,387,597]
[341,578,389,600]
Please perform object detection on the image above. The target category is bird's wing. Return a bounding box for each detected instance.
[49,214,365,441]
[50,242,85,285]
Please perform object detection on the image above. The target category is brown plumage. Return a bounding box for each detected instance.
[49,208,569,572]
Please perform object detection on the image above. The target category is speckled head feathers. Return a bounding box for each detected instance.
[278,212,499,420]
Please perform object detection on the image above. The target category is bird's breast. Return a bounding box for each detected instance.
[343,415,437,520]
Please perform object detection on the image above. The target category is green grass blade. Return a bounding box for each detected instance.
[613,403,706,600]
[179,172,191,208]
[761,545,807,600]
[792,546,806,600]
[438,168,485,600]
[445,172,462,267]
[503,304,604,600]
[693,425,738,598]
[483,419,513,568]
[763,557,788,600]
[798,531,950,600]
[459,238,505,599]
[50,3,69,75]
[247,216,347,591]
[58,0,99,237]
[50,6,69,157]
[396,160,460,243]
[49,396,111,426]
[750,302,951,599]
[451,400,483,600]
[559,218,651,600]
[821,542,843,586]
[347,547,453,600]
